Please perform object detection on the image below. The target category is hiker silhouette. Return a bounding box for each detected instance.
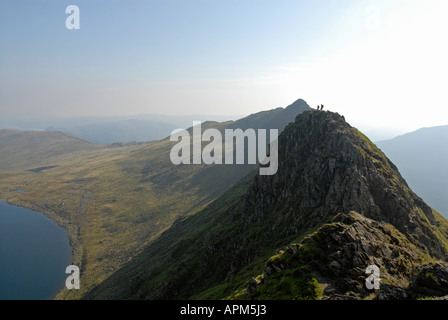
[320,104,324,111]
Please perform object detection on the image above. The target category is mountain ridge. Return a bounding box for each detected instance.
[84,110,448,300]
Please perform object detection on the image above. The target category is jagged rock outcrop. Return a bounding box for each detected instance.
[246,211,437,299]
[247,211,448,300]
[409,262,448,298]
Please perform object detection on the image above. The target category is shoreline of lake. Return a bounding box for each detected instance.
[0,199,73,300]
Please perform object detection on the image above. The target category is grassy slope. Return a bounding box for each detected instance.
[0,130,103,171]
[0,130,252,298]
[82,169,265,299]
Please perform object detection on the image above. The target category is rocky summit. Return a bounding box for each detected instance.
[85,109,448,300]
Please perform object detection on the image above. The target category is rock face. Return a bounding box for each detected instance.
[84,109,448,300]
[409,263,448,298]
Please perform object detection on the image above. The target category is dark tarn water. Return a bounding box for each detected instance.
[0,200,72,300]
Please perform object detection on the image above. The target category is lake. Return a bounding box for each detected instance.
[0,200,72,300]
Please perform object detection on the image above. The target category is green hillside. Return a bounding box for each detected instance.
[0,130,103,171]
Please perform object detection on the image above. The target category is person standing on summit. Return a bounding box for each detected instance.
[320,104,324,111]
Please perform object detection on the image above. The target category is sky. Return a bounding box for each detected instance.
[1,0,447,137]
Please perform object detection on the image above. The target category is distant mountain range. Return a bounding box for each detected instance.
[45,119,178,144]
[0,114,244,144]
[376,125,448,218]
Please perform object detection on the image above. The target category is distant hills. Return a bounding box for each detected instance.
[0,130,102,171]
[45,119,178,144]
[377,125,448,218]
[1,113,244,144]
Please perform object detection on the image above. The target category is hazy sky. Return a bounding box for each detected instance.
[1,0,447,133]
